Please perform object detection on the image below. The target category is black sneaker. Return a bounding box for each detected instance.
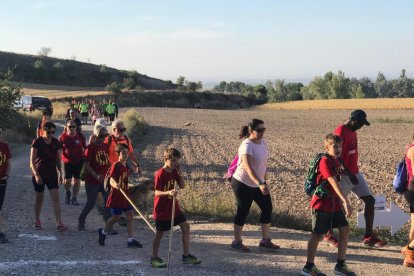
[333,263,356,276]
[182,253,201,265]
[127,239,143,248]
[78,222,85,232]
[71,197,80,206]
[65,191,71,205]
[98,228,106,246]
[0,232,8,244]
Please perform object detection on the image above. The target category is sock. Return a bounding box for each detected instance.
[305,262,314,269]
[336,259,345,267]
[128,238,135,242]
[101,229,108,235]
[408,245,414,250]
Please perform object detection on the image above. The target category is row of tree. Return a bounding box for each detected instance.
[211,69,414,103]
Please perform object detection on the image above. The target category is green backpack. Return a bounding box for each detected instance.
[304,153,330,198]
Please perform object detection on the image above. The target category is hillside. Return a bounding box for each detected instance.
[0,51,176,89]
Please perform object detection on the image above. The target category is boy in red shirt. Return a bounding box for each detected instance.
[98,144,142,248]
[301,134,355,276]
[0,128,11,243]
[150,148,201,268]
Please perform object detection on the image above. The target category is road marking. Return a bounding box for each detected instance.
[0,260,141,269]
[17,234,57,241]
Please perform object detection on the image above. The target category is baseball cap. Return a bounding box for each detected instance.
[350,109,370,126]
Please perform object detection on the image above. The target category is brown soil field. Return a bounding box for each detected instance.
[20,83,108,99]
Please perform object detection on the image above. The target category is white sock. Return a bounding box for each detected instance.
[102,229,108,235]
[128,238,135,242]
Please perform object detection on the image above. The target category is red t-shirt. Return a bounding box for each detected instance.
[153,168,183,220]
[31,137,62,181]
[333,124,358,174]
[84,143,110,185]
[0,142,11,178]
[106,162,130,209]
[59,132,86,164]
[310,156,342,212]
[104,135,134,164]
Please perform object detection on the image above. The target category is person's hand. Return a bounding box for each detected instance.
[343,200,353,217]
[169,189,178,197]
[259,183,269,195]
[136,165,142,175]
[58,173,63,185]
[35,174,43,185]
[97,174,104,183]
[350,174,359,185]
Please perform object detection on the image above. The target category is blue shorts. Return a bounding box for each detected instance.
[111,205,133,215]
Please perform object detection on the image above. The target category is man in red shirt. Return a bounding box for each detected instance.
[0,128,11,243]
[324,109,387,248]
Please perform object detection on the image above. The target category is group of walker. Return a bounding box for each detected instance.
[66,99,118,125]
[2,108,414,274]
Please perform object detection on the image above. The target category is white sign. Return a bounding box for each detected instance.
[374,195,386,211]
[357,198,409,235]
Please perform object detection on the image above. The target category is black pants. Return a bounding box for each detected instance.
[0,180,7,210]
[231,178,272,226]
[78,183,111,224]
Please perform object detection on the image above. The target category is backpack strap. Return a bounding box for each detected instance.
[108,135,131,151]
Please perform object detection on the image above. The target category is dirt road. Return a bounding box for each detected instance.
[0,108,412,275]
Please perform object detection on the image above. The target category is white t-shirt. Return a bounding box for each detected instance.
[232,138,268,188]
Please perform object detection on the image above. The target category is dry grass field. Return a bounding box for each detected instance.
[20,83,108,99]
[262,98,414,110]
[134,107,414,239]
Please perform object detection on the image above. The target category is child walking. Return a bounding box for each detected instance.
[98,144,142,248]
[301,134,356,276]
[150,148,201,268]
[0,128,11,243]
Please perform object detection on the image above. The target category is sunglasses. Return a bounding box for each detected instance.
[255,128,266,133]
[98,134,109,138]
[116,128,127,132]
[46,131,55,134]
[68,126,76,129]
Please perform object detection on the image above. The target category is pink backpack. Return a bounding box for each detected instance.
[225,155,239,181]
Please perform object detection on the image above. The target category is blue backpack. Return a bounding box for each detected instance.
[393,159,408,194]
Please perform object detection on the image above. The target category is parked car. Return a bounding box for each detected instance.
[21,95,53,115]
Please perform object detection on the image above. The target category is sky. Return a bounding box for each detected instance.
[1,0,414,84]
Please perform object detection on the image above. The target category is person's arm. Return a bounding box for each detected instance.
[56,149,63,183]
[30,147,42,184]
[154,173,176,197]
[176,165,185,189]
[326,176,352,217]
[408,147,414,176]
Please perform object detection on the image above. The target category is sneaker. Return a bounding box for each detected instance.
[301,265,327,276]
[361,235,387,248]
[150,257,167,268]
[182,253,201,265]
[33,220,43,230]
[127,239,143,248]
[231,240,250,252]
[78,222,85,232]
[97,206,104,215]
[0,233,8,244]
[323,234,339,248]
[71,197,80,206]
[65,191,71,205]
[333,263,356,276]
[56,223,68,232]
[259,238,280,250]
[98,228,106,246]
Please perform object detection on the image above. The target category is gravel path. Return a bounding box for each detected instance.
[0,108,412,275]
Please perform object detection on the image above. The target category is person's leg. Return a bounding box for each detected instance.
[126,210,134,238]
[231,179,254,241]
[306,233,323,264]
[72,178,81,202]
[34,192,44,222]
[353,173,375,237]
[78,184,100,225]
[104,214,120,233]
[179,221,190,256]
[252,189,272,240]
[49,188,62,224]
[102,189,112,222]
[0,182,7,235]
[152,230,164,258]
[63,163,73,204]
[337,225,350,260]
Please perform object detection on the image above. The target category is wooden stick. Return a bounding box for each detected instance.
[167,182,177,275]
[119,188,156,233]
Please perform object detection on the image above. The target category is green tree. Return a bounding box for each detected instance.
[105,82,122,100]
[185,81,197,91]
[196,81,203,90]
[375,72,391,98]
[328,71,350,99]
[33,60,46,82]
[38,47,52,57]
[0,69,21,129]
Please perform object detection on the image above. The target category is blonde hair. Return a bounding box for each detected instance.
[163,147,181,160]
[324,133,342,147]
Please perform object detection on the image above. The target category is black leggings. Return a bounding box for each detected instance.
[231,178,272,226]
[0,180,7,210]
[404,189,414,213]
[78,183,111,224]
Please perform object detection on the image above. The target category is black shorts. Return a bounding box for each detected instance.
[103,112,108,117]
[108,114,115,121]
[64,161,84,180]
[404,189,414,213]
[32,176,59,193]
[0,179,7,210]
[155,214,186,232]
[312,209,348,235]
[81,112,88,117]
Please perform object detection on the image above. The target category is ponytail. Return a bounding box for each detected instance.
[239,118,264,139]
[239,125,249,139]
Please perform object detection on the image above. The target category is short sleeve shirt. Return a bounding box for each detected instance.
[153,168,182,220]
[59,132,86,164]
[0,142,11,178]
[84,143,110,185]
[232,139,268,188]
[333,124,358,174]
[106,162,130,209]
[104,135,134,164]
[31,137,62,181]
[310,156,342,212]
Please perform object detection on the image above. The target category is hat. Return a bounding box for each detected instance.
[350,109,370,126]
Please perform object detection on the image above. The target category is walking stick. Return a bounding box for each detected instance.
[118,188,156,233]
[167,182,177,275]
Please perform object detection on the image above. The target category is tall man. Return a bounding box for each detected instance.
[324,109,387,248]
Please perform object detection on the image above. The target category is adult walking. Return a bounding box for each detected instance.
[30,121,68,231]
[0,127,11,243]
[78,126,111,231]
[402,134,414,267]
[59,119,86,206]
[230,119,279,252]
[324,109,387,248]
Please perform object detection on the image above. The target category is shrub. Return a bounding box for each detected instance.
[0,69,21,130]
[4,111,40,143]
[119,109,147,144]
